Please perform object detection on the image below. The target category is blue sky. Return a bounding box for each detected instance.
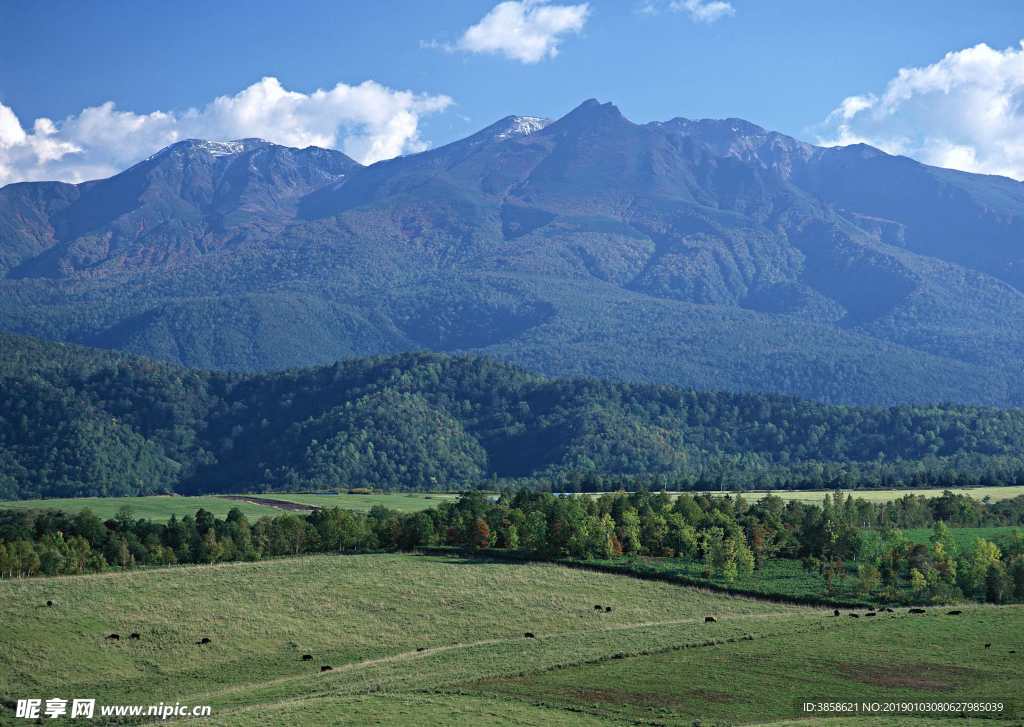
[2,0,1024,183]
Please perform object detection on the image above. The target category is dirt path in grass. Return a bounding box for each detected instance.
[186,609,837,709]
[218,495,316,512]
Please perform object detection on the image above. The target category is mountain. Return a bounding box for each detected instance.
[4,331,1024,499]
[1,100,1023,405]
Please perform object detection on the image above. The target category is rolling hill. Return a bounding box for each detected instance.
[4,332,1024,499]
[1,101,1023,405]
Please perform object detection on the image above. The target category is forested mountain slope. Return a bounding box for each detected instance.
[1,102,1023,405]
[3,333,1024,499]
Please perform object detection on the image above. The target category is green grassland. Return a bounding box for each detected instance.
[4,485,1022,526]
[0,553,1021,726]
[0,492,454,521]
[707,486,1024,503]
[0,495,291,522]
[247,491,461,512]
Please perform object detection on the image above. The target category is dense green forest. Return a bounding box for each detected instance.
[2,490,1023,605]
[4,333,1024,499]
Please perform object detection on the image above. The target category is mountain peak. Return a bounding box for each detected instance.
[146,137,272,162]
[545,98,630,134]
[494,115,549,140]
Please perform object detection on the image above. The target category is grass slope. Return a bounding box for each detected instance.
[708,486,1024,503]
[0,495,290,522]
[0,554,1020,725]
[245,492,460,513]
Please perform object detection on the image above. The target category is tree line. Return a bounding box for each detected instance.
[2,490,1022,604]
[5,332,1024,499]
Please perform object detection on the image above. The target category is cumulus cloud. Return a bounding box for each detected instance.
[442,0,589,64]
[0,77,453,185]
[818,40,1024,180]
[669,0,735,22]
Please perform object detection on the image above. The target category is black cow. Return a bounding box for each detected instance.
[302,654,313,661]
[524,632,536,639]
[947,610,963,616]
[705,616,717,623]
[416,647,426,652]
[909,608,926,614]
[105,633,120,640]
[985,643,991,649]
[605,606,613,613]
[594,605,603,611]
[129,633,140,640]
[865,612,877,617]
[320,665,333,672]
[46,600,53,607]
[833,609,840,617]
[196,637,212,645]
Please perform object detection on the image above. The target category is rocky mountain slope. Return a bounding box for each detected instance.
[1,100,1022,405]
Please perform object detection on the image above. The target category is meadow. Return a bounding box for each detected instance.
[0,553,1020,725]
[0,492,457,522]
[704,486,1024,504]
[4,485,1022,526]
[243,491,461,512]
[0,496,289,522]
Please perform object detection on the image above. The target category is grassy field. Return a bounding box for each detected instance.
[0,553,1020,725]
[245,491,461,512]
[0,495,292,522]
[705,486,1024,503]
[0,492,457,521]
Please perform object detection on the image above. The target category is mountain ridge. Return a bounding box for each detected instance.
[1,99,1022,406]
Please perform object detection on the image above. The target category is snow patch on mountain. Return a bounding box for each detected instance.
[495,116,549,140]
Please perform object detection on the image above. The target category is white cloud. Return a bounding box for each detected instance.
[444,0,589,64]
[669,0,735,23]
[818,40,1024,180]
[0,77,453,186]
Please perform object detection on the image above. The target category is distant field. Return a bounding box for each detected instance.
[248,491,460,512]
[0,492,456,521]
[0,495,291,522]
[705,486,1024,503]
[1,553,1020,725]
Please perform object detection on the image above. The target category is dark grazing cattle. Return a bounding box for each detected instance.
[985,643,991,649]
[320,665,333,672]
[883,607,896,613]
[611,652,626,660]
[105,633,120,640]
[46,600,53,607]
[833,609,840,617]
[301,655,313,661]
[416,647,426,652]
[946,610,963,616]
[909,608,926,614]
[196,637,212,645]
[705,616,717,623]
[605,606,612,613]
[524,632,536,639]
[594,605,603,611]
[1011,650,1017,654]
[865,612,877,617]
[129,633,140,640]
